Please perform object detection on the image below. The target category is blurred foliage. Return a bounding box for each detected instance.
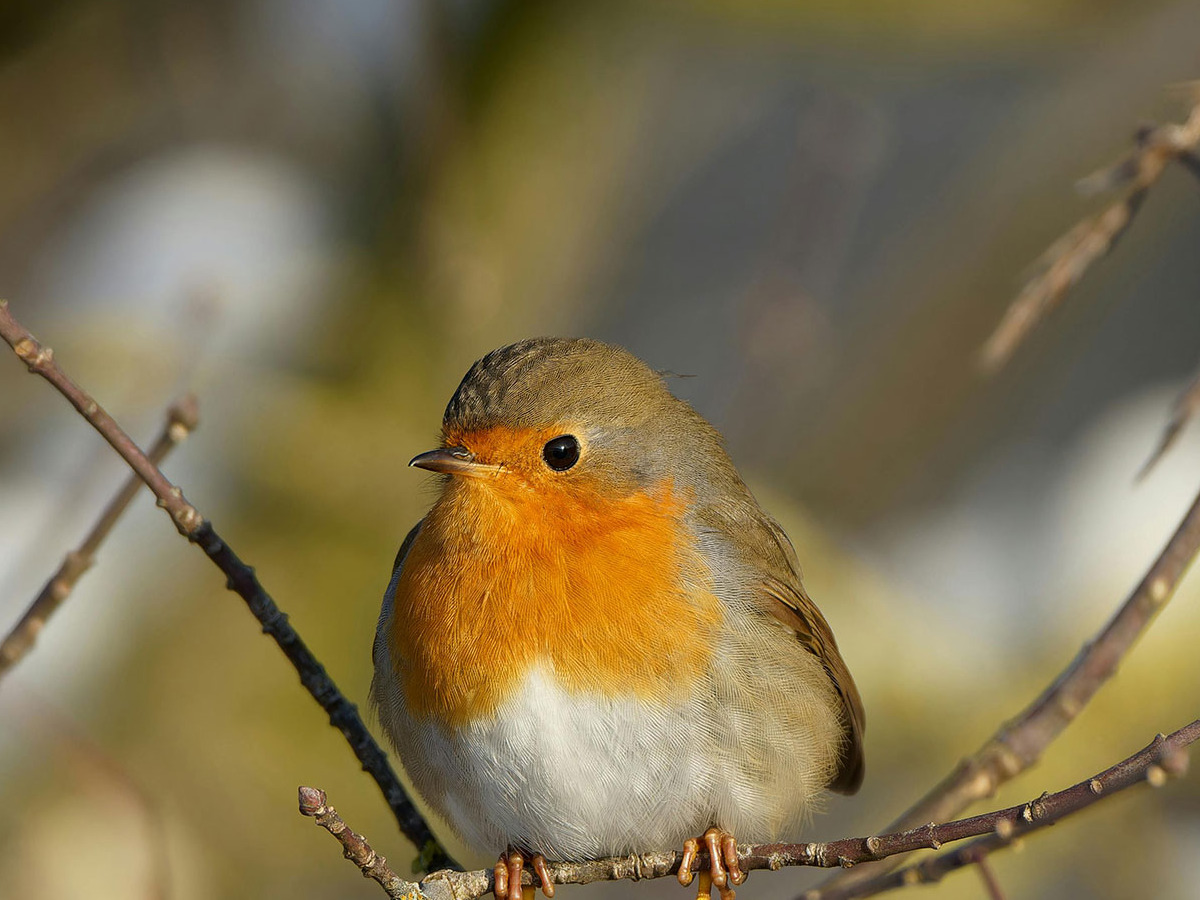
[1,1,1199,899]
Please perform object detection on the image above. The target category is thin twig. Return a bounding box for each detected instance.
[980,95,1200,373]
[813,475,1200,898]
[302,721,1197,900]
[299,787,415,900]
[1137,362,1200,480]
[0,307,201,533]
[817,722,1197,899]
[0,396,198,679]
[973,856,1006,900]
[0,300,454,871]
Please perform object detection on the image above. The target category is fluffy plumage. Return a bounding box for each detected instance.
[371,337,864,860]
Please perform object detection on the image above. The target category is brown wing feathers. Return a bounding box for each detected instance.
[764,577,866,794]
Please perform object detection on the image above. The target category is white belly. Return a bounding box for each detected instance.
[380,654,839,860]
[420,667,718,858]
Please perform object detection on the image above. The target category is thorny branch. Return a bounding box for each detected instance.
[300,721,1198,900]
[0,300,454,871]
[0,395,198,679]
[813,474,1200,898]
[980,94,1200,374]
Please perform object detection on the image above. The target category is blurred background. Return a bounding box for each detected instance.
[1,1,1199,898]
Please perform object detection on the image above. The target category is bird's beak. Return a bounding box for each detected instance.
[408,446,503,478]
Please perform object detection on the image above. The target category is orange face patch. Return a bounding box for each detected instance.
[444,424,588,487]
[389,426,722,725]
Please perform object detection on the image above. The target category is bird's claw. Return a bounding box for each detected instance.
[677,828,745,900]
[494,850,554,900]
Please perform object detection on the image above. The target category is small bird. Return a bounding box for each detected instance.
[372,338,864,900]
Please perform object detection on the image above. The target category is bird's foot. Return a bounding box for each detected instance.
[677,827,745,900]
[493,849,555,900]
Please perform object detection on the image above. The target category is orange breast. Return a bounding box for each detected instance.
[389,474,722,726]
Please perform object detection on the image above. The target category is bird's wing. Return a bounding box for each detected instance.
[391,520,424,575]
[755,517,866,795]
[372,520,423,672]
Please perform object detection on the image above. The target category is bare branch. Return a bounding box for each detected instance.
[973,857,1006,900]
[815,722,1198,899]
[813,474,1200,897]
[1136,362,1200,480]
[980,96,1200,373]
[299,787,416,900]
[0,300,454,870]
[0,395,198,679]
[0,303,202,533]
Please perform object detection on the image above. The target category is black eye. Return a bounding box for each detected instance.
[542,435,580,471]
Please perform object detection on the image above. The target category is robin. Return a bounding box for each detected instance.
[372,338,864,900]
